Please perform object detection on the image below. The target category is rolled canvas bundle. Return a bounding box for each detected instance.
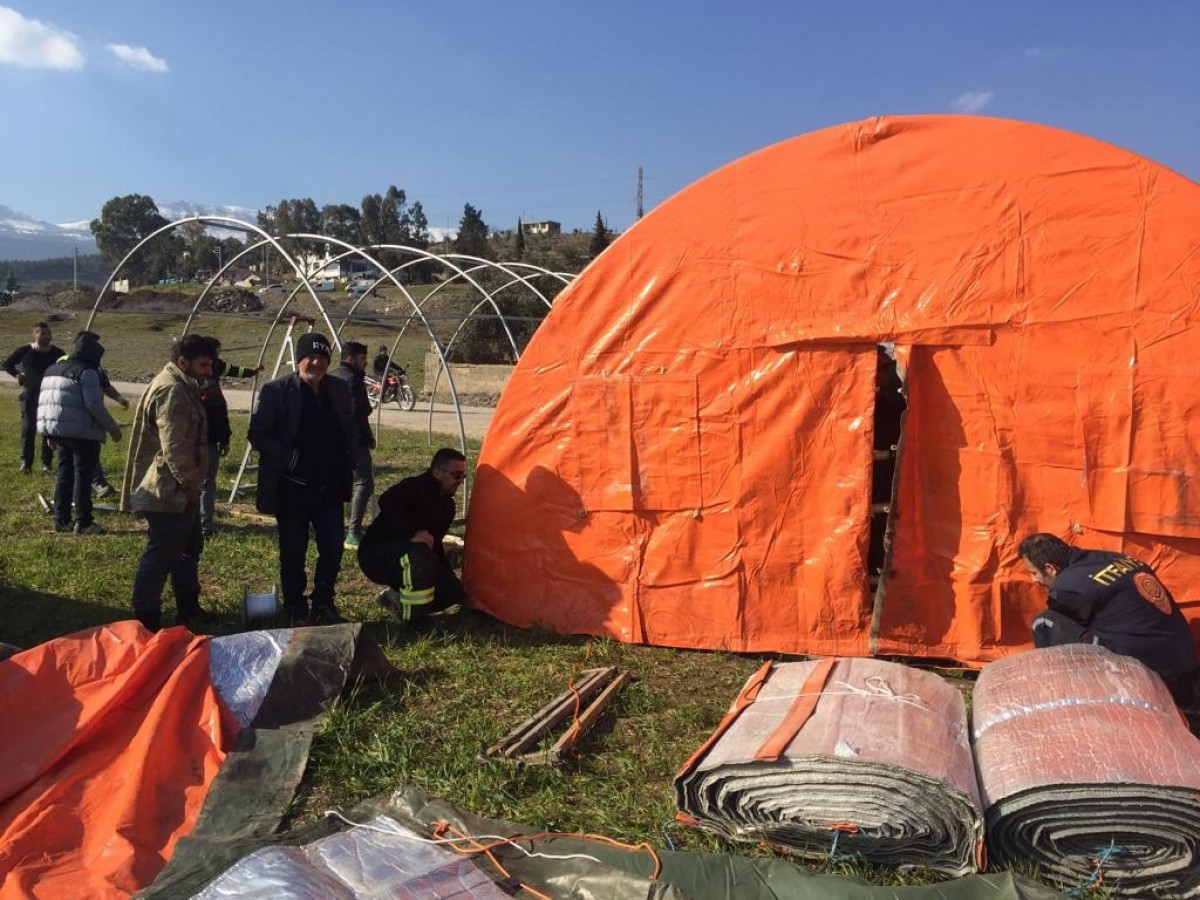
[674,658,984,876]
[974,644,1200,898]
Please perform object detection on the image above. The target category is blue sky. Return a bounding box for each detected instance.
[1,1,1198,234]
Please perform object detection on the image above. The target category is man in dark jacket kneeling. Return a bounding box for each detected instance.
[358,448,466,622]
[1019,532,1199,708]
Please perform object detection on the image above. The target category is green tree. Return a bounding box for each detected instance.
[359,194,384,246]
[454,203,490,259]
[320,204,362,245]
[89,194,178,285]
[589,210,610,258]
[514,218,525,260]
[408,201,430,249]
[405,201,434,283]
[4,268,17,292]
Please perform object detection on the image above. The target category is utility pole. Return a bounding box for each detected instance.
[636,166,644,219]
[73,245,78,291]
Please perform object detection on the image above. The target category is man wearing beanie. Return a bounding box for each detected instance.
[36,332,123,533]
[249,332,357,624]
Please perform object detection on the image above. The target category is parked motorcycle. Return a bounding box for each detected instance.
[366,368,417,411]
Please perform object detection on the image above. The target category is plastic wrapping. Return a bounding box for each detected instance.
[466,114,1200,666]
[675,658,983,876]
[973,645,1200,897]
[195,816,509,899]
[208,629,291,728]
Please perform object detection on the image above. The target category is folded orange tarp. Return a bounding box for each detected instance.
[0,621,237,899]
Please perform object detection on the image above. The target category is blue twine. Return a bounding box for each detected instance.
[660,821,676,852]
[1068,840,1126,897]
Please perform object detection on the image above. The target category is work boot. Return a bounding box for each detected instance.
[74,522,106,535]
[343,532,360,551]
[175,607,222,633]
[19,463,31,475]
[310,604,348,625]
[377,588,404,620]
[283,602,309,627]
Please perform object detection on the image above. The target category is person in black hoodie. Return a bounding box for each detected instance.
[327,341,375,550]
[358,447,466,622]
[3,322,64,474]
[1020,532,1199,708]
[198,337,262,536]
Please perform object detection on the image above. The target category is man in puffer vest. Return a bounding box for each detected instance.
[35,332,122,534]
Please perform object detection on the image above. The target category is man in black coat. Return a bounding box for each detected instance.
[327,341,375,550]
[3,322,63,473]
[248,333,357,624]
[358,448,466,622]
[1019,532,1199,707]
[198,337,262,536]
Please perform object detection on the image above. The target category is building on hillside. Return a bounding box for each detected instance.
[521,220,561,237]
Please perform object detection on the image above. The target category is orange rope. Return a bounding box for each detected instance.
[431,820,663,882]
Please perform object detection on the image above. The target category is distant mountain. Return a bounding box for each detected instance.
[156,199,259,230]
[0,205,96,261]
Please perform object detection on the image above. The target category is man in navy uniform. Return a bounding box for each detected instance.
[1019,532,1199,707]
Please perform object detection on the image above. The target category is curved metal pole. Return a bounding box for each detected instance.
[352,246,523,363]
[85,216,335,341]
[288,235,473,460]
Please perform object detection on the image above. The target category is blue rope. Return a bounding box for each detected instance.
[660,821,676,851]
[1068,840,1125,896]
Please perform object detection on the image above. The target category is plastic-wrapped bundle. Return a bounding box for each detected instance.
[974,644,1200,898]
[674,658,983,876]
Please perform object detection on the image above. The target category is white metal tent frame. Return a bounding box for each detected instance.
[83,215,574,504]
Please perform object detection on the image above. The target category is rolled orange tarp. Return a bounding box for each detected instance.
[0,621,237,899]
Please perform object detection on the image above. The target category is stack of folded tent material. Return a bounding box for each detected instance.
[674,658,984,876]
[974,644,1200,899]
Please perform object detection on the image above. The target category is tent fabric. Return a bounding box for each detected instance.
[143,624,391,898]
[973,644,1200,898]
[183,785,1065,900]
[193,816,513,899]
[673,658,983,876]
[0,622,236,899]
[0,622,378,899]
[465,114,1200,667]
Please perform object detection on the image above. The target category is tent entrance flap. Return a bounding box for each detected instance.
[869,346,908,651]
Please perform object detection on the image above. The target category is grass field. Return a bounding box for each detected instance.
[0,304,437,389]
[0,349,767,859]
[0,308,1072,892]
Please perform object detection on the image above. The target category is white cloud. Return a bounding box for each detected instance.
[0,6,84,70]
[105,42,168,73]
[950,90,995,114]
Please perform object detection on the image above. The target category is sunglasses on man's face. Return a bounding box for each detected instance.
[439,468,467,480]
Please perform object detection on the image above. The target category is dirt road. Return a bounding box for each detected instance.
[0,380,495,441]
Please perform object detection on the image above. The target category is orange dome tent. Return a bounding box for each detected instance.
[464,115,1200,666]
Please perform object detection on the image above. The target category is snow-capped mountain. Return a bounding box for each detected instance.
[156,200,259,228]
[0,200,261,261]
[0,205,96,261]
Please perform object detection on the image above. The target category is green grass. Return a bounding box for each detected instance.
[1,305,434,390]
[0,310,1070,891]
[0,390,759,860]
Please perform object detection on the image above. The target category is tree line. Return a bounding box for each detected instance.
[87,191,613,287]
